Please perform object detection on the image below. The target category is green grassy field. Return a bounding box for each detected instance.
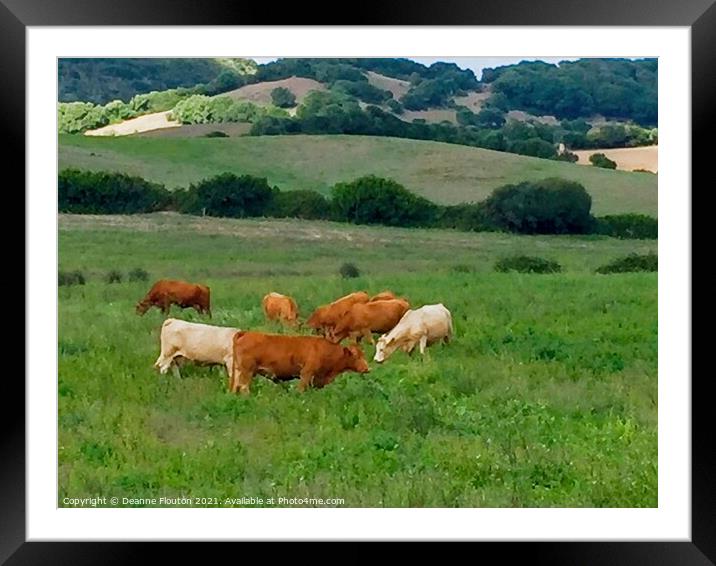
[59,213,657,508]
[59,134,657,216]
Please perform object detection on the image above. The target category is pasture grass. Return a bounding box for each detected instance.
[59,134,657,215]
[58,213,657,507]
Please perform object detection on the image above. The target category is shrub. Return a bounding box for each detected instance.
[58,270,86,286]
[436,203,492,232]
[58,169,171,214]
[128,268,150,282]
[553,150,579,163]
[596,253,657,274]
[494,256,562,274]
[481,178,593,234]
[271,87,297,108]
[589,153,617,169]
[204,130,229,138]
[105,270,123,284]
[331,175,440,227]
[594,214,657,239]
[177,173,276,218]
[58,102,109,134]
[268,190,330,220]
[339,262,361,279]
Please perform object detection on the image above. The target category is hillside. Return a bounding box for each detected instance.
[59,134,657,216]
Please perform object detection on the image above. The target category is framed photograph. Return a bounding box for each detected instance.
[9,0,709,562]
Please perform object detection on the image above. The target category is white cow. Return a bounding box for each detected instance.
[154,318,240,378]
[373,304,453,363]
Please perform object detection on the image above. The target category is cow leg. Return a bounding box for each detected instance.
[171,363,181,379]
[155,348,177,374]
[363,329,375,345]
[419,335,428,355]
[232,362,254,395]
[297,367,315,393]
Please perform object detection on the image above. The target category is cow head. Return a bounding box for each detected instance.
[344,345,370,374]
[135,300,150,315]
[374,334,398,363]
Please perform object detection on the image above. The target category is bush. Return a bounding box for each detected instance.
[553,150,579,163]
[331,175,440,227]
[58,102,109,134]
[595,214,657,239]
[59,270,86,286]
[58,169,172,214]
[435,203,492,232]
[128,268,150,282]
[268,190,330,220]
[481,178,593,234]
[105,270,123,284]
[271,87,297,108]
[204,130,229,138]
[589,153,617,169]
[494,256,562,274]
[339,262,361,279]
[177,173,276,218]
[596,253,657,274]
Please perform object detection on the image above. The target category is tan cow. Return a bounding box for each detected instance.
[330,298,410,344]
[262,292,299,326]
[373,304,453,363]
[369,291,398,302]
[305,291,370,337]
[154,318,240,378]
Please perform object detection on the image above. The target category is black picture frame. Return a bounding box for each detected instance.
[7,1,709,562]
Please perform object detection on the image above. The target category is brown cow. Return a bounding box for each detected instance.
[330,298,410,344]
[305,291,370,337]
[262,292,299,326]
[136,279,211,317]
[230,331,369,395]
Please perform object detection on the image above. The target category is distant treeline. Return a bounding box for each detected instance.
[59,57,657,127]
[59,58,258,105]
[481,59,657,126]
[58,169,657,239]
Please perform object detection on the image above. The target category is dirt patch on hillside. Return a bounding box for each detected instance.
[365,71,411,100]
[85,111,181,137]
[573,146,658,173]
[453,91,490,112]
[224,76,326,106]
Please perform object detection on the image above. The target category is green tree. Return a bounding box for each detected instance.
[178,173,276,218]
[481,178,593,234]
[331,175,439,227]
[271,87,297,108]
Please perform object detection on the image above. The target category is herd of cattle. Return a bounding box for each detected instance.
[136,279,454,395]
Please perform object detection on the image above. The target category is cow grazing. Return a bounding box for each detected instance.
[230,331,369,395]
[306,291,370,336]
[154,318,239,378]
[374,304,453,363]
[136,279,211,317]
[262,292,299,326]
[369,291,398,302]
[330,298,410,344]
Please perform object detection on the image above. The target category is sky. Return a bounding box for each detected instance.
[250,57,581,80]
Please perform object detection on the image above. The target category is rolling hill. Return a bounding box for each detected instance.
[59,134,657,216]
